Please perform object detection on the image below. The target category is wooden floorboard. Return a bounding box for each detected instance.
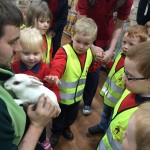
[51,34,108,150]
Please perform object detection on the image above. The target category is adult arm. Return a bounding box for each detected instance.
[52,0,68,34]
[19,95,60,150]
[103,19,125,62]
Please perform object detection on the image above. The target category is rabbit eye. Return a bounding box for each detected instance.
[13,81,20,85]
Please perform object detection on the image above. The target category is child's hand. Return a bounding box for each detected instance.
[44,75,60,85]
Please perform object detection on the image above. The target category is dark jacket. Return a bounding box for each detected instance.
[137,0,150,25]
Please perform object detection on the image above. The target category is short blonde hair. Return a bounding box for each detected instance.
[20,27,45,55]
[126,41,150,78]
[72,18,97,41]
[124,24,148,42]
[131,102,150,150]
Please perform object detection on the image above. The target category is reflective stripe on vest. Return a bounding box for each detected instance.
[42,34,52,64]
[60,78,86,88]
[100,52,125,107]
[59,44,92,105]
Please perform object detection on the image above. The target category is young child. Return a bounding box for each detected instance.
[11,27,60,150]
[122,102,150,150]
[88,25,148,135]
[45,18,102,148]
[26,0,53,65]
[145,21,150,41]
[97,41,150,149]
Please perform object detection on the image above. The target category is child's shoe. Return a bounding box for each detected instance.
[83,105,92,115]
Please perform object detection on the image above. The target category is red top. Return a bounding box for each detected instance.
[49,44,102,78]
[11,61,60,102]
[76,0,133,48]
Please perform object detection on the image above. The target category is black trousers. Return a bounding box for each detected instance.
[51,102,80,134]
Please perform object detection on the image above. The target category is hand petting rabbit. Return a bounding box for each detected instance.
[4,74,60,111]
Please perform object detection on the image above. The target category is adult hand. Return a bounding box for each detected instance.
[103,50,114,64]
[91,44,104,62]
[27,94,60,128]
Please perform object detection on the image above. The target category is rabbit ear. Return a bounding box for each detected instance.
[29,76,43,86]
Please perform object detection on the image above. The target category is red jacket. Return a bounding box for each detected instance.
[11,61,60,102]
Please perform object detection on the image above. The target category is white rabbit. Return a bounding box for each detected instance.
[4,74,60,110]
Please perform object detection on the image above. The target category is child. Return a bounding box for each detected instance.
[122,102,150,150]
[45,18,102,148]
[145,21,150,41]
[97,41,150,149]
[26,0,53,65]
[11,27,60,150]
[88,25,148,135]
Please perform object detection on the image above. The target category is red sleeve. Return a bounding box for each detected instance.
[88,61,102,72]
[45,82,61,103]
[106,59,114,70]
[49,47,67,78]
[117,0,133,20]
[76,0,89,15]
[42,63,60,102]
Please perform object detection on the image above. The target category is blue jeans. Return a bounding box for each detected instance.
[99,104,113,130]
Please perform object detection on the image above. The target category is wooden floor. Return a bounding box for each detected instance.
[52,34,108,150]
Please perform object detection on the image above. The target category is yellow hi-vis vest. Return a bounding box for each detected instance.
[59,44,93,105]
[42,34,52,65]
[97,89,138,150]
[100,52,125,107]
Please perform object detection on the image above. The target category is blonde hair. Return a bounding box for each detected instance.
[72,18,97,41]
[131,102,150,150]
[126,41,150,78]
[20,27,45,55]
[124,25,148,42]
[26,0,52,27]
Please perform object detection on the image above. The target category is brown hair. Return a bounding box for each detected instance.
[126,41,150,78]
[131,102,150,150]
[26,0,52,27]
[124,25,148,42]
[0,0,23,38]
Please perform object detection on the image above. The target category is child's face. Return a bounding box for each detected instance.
[147,27,150,41]
[20,46,42,69]
[122,115,136,150]
[122,33,140,55]
[123,57,149,95]
[34,16,50,35]
[71,33,94,54]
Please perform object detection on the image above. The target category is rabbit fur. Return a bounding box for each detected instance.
[4,74,60,109]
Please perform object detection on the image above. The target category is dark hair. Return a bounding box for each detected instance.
[0,0,23,38]
[88,0,96,7]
